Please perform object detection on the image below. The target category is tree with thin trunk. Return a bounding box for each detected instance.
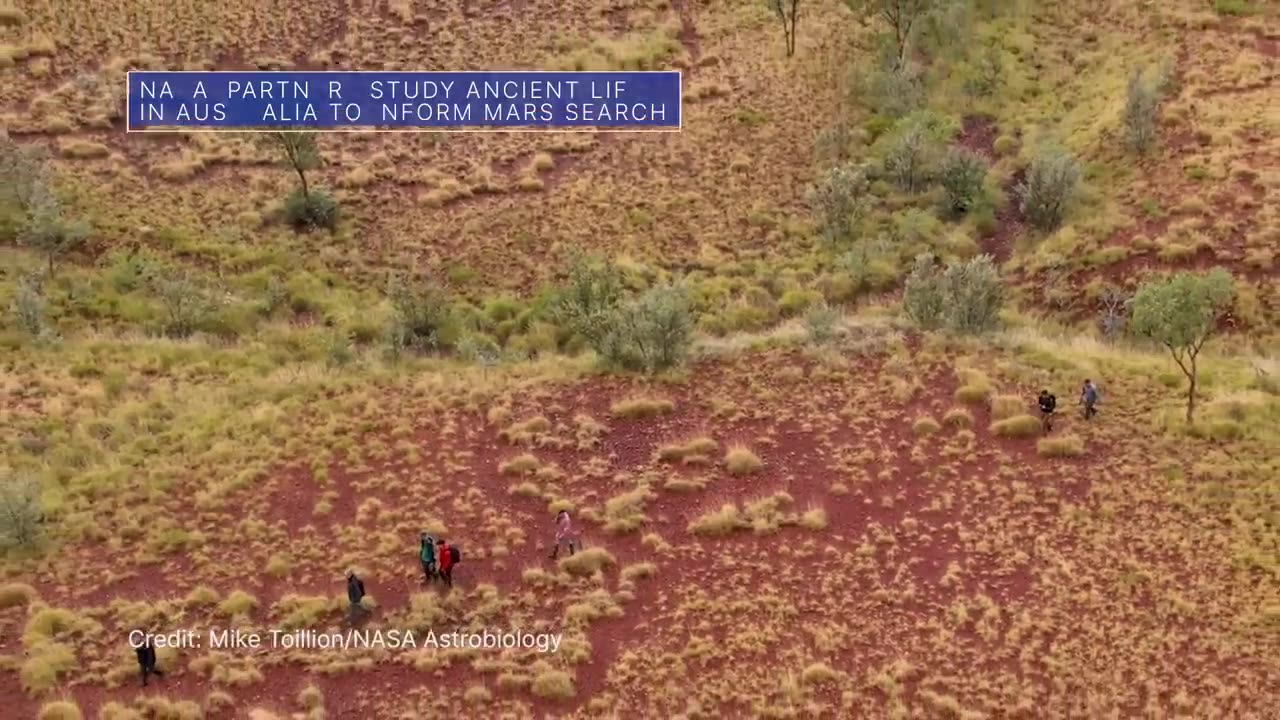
[261,131,320,199]
[22,196,90,276]
[848,0,938,69]
[1129,269,1234,423]
[767,0,800,58]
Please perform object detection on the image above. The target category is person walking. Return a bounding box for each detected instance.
[549,510,577,559]
[1037,389,1057,434]
[419,533,437,583]
[1080,379,1100,420]
[135,635,164,687]
[436,538,454,588]
[346,571,366,624]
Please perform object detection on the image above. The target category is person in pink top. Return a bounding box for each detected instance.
[549,510,577,559]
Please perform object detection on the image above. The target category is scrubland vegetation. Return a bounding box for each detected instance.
[1,0,1277,717]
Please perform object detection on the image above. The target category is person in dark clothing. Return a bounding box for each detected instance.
[419,533,437,583]
[1080,379,1100,420]
[346,572,366,623]
[1037,390,1057,434]
[135,636,163,686]
[436,538,453,588]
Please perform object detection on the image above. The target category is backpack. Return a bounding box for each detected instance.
[449,545,460,564]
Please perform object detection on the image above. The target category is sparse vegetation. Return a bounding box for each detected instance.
[1018,149,1081,231]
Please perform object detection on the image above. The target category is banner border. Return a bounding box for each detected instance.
[125,70,684,134]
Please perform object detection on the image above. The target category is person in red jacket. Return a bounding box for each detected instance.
[436,538,453,587]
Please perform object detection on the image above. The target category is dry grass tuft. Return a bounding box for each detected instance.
[37,700,82,720]
[531,669,575,699]
[1037,434,1085,457]
[954,368,993,404]
[558,548,615,577]
[609,396,674,418]
[724,446,763,475]
[990,414,1043,438]
[913,416,941,435]
[942,407,974,428]
[989,394,1026,421]
[657,436,718,462]
[499,453,541,475]
[0,582,37,608]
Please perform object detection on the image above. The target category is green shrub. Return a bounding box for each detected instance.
[804,302,841,344]
[152,268,212,338]
[1017,150,1081,231]
[385,276,455,355]
[810,163,870,246]
[940,254,1003,333]
[884,123,934,193]
[554,254,624,347]
[597,285,693,373]
[862,65,924,119]
[904,252,1003,333]
[992,135,1018,156]
[939,148,988,215]
[282,188,339,231]
[0,476,46,549]
[779,289,822,316]
[1213,0,1258,16]
[10,274,49,338]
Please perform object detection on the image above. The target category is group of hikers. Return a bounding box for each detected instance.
[130,374,1099,689]
[345,511,579,624]
[1036,378,1101,434]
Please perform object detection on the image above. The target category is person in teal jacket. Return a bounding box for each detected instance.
[419,533,437,582]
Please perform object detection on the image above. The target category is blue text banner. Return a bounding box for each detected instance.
[127,71,682,131]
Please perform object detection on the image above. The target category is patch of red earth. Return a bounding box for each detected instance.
[983,169,1026,264]
[955,114,997,158]
[674,0,702,68]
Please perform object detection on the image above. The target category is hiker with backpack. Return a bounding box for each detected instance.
[549,509,577,559]
[1080,379,1100,420]
[1037,389,1057,434]
[437,538,458,587]
[346,571,366,623]
[419,533,437,583]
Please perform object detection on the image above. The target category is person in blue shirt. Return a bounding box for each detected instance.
[1080,379,1100,420]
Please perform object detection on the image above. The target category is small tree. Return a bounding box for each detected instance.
[938,147,988,216]
[386,275,453,354]
[261,131,338,231]
[262,131,320,199]
[0,476,44,549]
[11,274,49,338]
[1129,269,1234,423]
[1097,285,1130,339]
[153,268,211,338]
[21,197,91,275]
[1123,66,1162,154]
[849,0,939,69]
[810,163,870,246]
[0,138,51,216]
[1017,150,1080,231]
[767,0,801,57]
